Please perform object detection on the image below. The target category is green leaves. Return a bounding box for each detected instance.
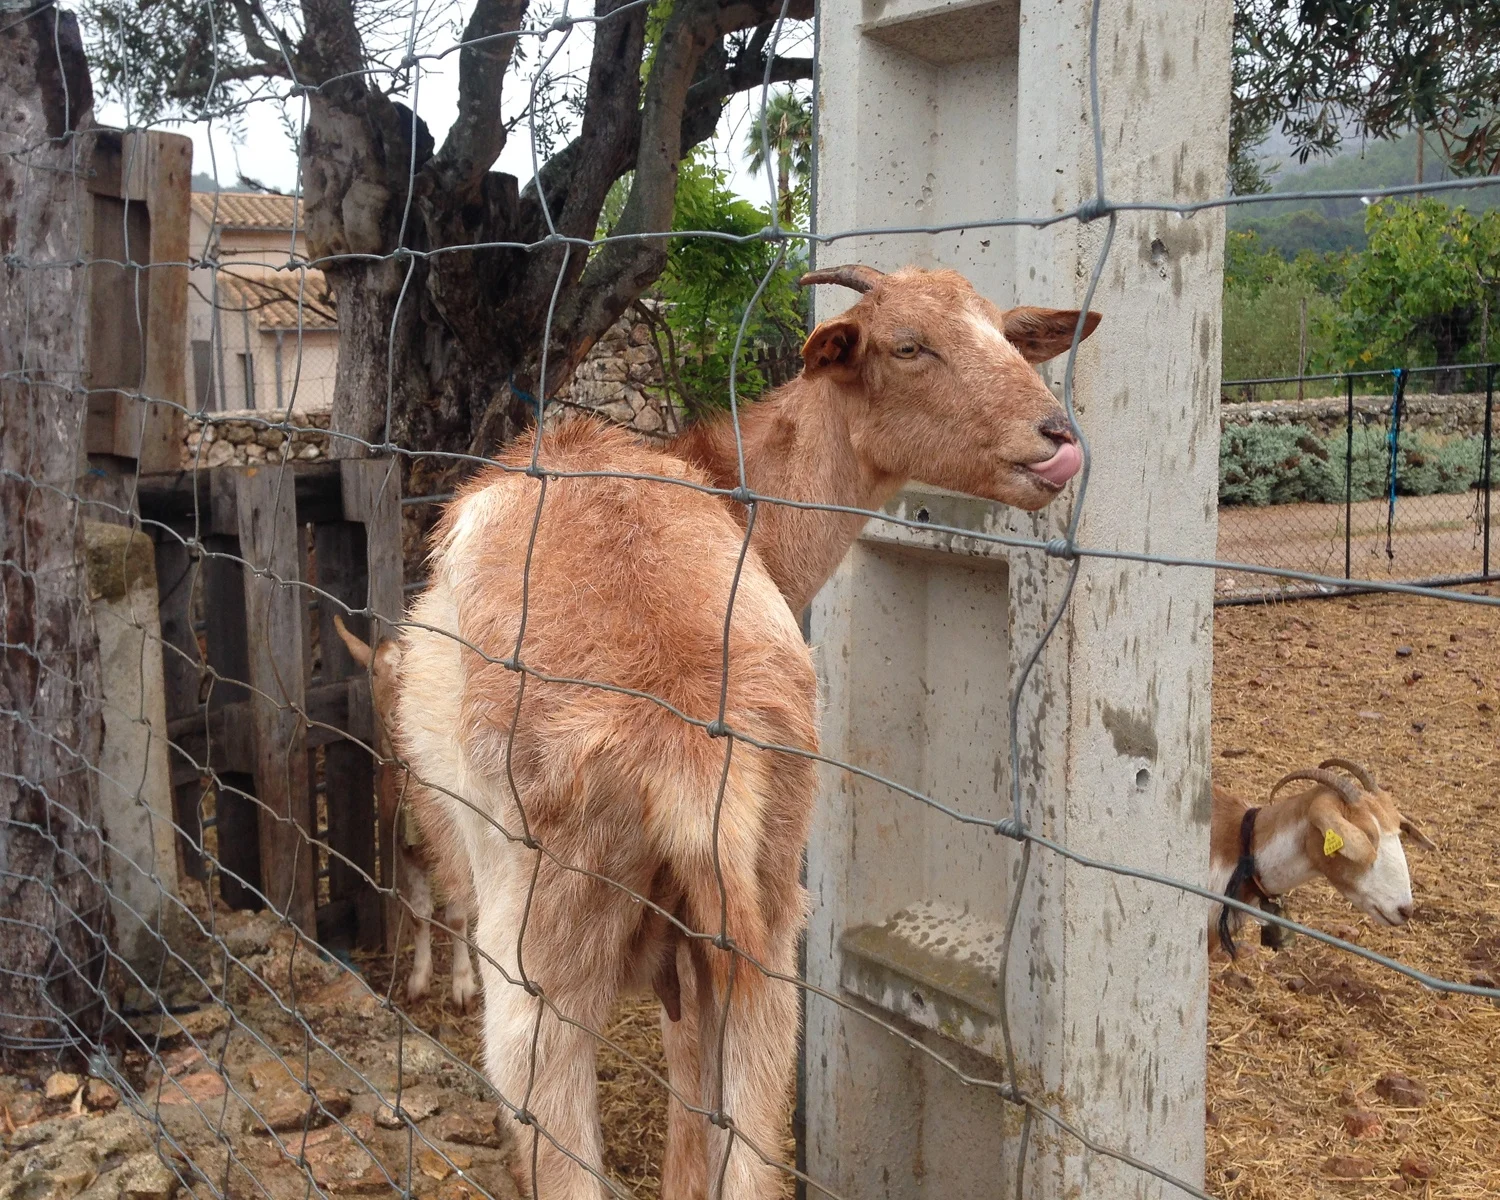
[650,150,806,415]
[1329,199,1500,369]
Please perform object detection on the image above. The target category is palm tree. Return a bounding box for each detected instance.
[744,89,812,224]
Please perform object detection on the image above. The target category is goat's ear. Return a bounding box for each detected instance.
[333,613,374,669]
[1001,307,1102,364]
[1399,815,1437,851]
[1309,797,1377,866]
[801,318,864,380]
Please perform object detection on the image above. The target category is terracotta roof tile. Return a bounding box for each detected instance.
[213,269,337,330]
[191,190,302,231]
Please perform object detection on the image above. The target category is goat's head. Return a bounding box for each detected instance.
[1272,761,1433,928]
[332,614,403,751]
[798,265,1100,511]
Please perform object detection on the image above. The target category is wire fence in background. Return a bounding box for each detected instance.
[1218,362,1496,603]
[3,2,1500,1200]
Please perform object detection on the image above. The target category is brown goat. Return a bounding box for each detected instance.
[1210,758,1435,958]
[393,265,1099,1199]
[332,615,476,1009]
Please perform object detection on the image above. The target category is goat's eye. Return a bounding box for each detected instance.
[893,341,920,359]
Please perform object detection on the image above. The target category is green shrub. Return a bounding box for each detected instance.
[1219,421,1485,506]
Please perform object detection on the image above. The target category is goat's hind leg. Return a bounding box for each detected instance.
[685,885,800,1200]
[659,934,707,1200]
[476,851,637,1200]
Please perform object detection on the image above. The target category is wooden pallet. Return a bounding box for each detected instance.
[139,458,403,952]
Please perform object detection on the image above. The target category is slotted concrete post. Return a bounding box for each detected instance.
[803,1,1230,1196]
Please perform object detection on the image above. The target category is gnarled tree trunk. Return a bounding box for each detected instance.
[0,4,111,1059]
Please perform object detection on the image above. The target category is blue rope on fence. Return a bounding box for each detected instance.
[1385,367,1408,561]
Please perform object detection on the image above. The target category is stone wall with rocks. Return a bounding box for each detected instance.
[1222,391,1492,439]
[549,306,680,436]
[180,311,676,469]
[182,408,330,468]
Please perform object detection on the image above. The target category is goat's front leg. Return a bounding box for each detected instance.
[445,895,478,1012]
[404,859,436,1003]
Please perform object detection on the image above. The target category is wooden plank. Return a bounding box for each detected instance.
[167,679,362,756]
[234,465,317,934]
[135,131,191,474]
[136,462,342,532]
[84,193,151,458]
[153,536,208,879]
[340,458,405,951]
[200,533,260,907]
[339,458,404,638]
[314,518,381,949]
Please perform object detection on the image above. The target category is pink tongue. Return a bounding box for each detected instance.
[1030,441,1082,486]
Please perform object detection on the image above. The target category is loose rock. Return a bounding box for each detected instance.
[45,1072,83,1103]
[1374,1073,1429,1108]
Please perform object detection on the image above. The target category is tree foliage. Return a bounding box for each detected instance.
[1233,0,1500,180]
[650,150,805,415]
[1222,231,1344,388]
[1329,198,1500,371]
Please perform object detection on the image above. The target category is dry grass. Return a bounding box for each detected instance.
[378,586,1500,1198]
[1208,585,1500,1198]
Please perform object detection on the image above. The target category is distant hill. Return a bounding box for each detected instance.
[191,172,219,192]
[1231,131,1500,258]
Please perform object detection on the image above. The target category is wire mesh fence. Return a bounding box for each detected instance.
[3,1,1500,1199]
[1218,364,1497,603]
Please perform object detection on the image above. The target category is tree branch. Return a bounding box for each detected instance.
[228,0,294,69]
[433,0,531,198]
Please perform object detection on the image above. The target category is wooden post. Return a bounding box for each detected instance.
[200,524,262,910]
[154,537,208,880]
[340,459,405,953]
[82,129,190,472]
[229,466,317,934]
[315,518,380,948]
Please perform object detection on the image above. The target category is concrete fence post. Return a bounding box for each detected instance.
[84,522,179,978]
[804,1,1230,1195]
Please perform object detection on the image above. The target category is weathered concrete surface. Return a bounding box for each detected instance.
[805,0,1229,1195]
[84,521,179,976]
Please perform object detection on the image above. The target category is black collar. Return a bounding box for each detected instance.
[1218,807,1281,957]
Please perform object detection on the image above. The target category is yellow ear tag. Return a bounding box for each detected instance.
[1323,828,1345,858]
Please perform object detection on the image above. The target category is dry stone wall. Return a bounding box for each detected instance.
[1222,392,1492,439]
[179,310,676,468]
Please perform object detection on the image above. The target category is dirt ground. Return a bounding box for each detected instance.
[4,591,1498,1200]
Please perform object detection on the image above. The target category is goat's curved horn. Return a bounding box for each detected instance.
[1271,768,1363,808]
[1318,757,1378,794]
[797,265,885,293]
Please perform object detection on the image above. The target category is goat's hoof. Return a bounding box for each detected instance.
[452,979,478,1013]
[406,975,432,1004]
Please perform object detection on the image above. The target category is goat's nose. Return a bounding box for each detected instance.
[1396,903,1414,923]
[1037,413,1077,445]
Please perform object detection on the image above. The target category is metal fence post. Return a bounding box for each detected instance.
[1485,364,1495,579]
[1346,373,1355,580]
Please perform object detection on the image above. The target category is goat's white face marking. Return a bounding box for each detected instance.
[1344,830,1414,926]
